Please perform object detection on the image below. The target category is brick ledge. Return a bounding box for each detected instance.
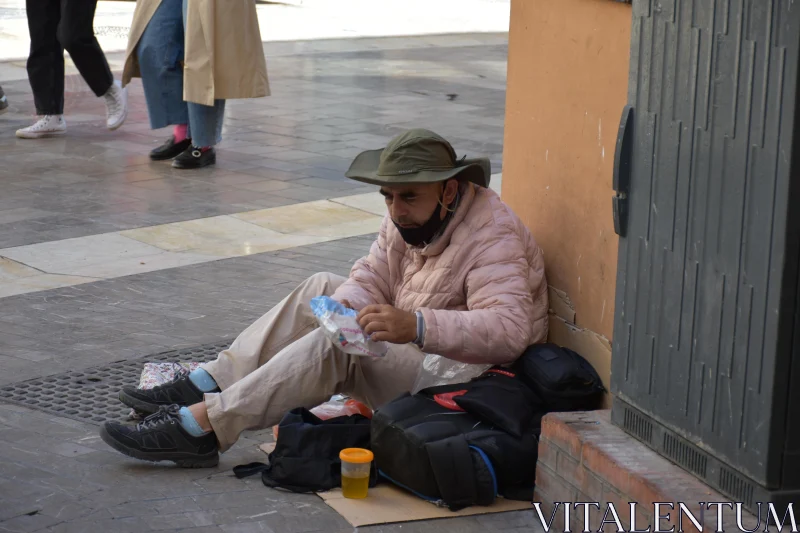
[533,410,762,532]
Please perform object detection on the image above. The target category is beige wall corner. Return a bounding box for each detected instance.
[502,0,631,349]
[547,285,612,409]
[547,286,576,325]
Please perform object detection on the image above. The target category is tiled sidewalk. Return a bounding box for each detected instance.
[0,34,507,250]
[0,34,539,533]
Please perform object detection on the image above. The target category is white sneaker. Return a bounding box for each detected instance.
[15,115,67,139]
[104,80,128,131]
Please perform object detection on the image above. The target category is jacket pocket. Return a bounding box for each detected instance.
[161,17,184,72]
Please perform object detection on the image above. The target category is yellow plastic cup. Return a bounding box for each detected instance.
[339,448,373,499]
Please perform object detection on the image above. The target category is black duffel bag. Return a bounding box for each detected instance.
[511,343,605,411]
[233,407,377,493]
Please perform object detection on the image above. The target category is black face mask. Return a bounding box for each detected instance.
[393,194,455,247]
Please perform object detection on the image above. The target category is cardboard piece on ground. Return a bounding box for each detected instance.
[320,485,531,527]
[257,442,530,527]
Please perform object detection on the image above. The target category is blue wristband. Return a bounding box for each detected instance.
[414,311,425,348]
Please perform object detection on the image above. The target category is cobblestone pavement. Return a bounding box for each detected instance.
[0,33,543,532]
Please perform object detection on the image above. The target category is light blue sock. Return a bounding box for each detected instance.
[189,368,219,393]
[178,407,210,437]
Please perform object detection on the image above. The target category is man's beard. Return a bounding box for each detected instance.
[393,192,458,247]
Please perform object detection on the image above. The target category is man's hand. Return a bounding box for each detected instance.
[357,304,417,344]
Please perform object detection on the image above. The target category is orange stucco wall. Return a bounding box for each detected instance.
[502,0,632,340]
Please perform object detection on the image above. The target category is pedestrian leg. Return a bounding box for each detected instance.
[135,0,191,160]
[16,0,68,138]
[170,0,226,169]
[58,0,128,130]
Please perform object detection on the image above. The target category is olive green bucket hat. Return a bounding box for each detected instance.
[344,129,491,188]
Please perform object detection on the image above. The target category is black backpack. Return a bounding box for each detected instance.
[370,388,539,510]
[370,343,604,511]
[233,407,377,493]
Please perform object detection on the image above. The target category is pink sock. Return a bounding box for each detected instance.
[173,124,188,143]
[200,146,212,152]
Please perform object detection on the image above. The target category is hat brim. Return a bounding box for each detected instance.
[344,148,491,188]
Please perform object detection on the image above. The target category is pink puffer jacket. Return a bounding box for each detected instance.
[331,183,549,365]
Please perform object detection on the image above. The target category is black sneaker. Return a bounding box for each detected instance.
[119,368,207,415]
[172,146,216,169]
[150,136,192,161]
[0,86,8,114]
[100,404,219,468]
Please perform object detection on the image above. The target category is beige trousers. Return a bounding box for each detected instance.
[201,272,426,452]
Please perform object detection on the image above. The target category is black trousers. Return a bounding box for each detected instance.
[26,0,113,115]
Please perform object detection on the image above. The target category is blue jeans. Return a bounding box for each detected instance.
[136,0,225,147]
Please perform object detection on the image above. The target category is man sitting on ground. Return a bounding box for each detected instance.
[100,129,549,467]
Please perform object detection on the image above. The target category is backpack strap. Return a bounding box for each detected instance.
[232,461,269,479]
[425,435,477,511]
[232,461,317,493]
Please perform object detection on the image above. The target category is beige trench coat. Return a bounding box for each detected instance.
[122,0,270,107]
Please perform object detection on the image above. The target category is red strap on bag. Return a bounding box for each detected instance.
[433,390,467,411]
[486,368,516,378]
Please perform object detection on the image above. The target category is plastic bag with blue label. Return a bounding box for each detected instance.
[310,296,388,358]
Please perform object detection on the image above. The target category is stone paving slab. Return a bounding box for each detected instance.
[0,193,389,298]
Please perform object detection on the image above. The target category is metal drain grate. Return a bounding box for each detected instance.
[0,340,232,426]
